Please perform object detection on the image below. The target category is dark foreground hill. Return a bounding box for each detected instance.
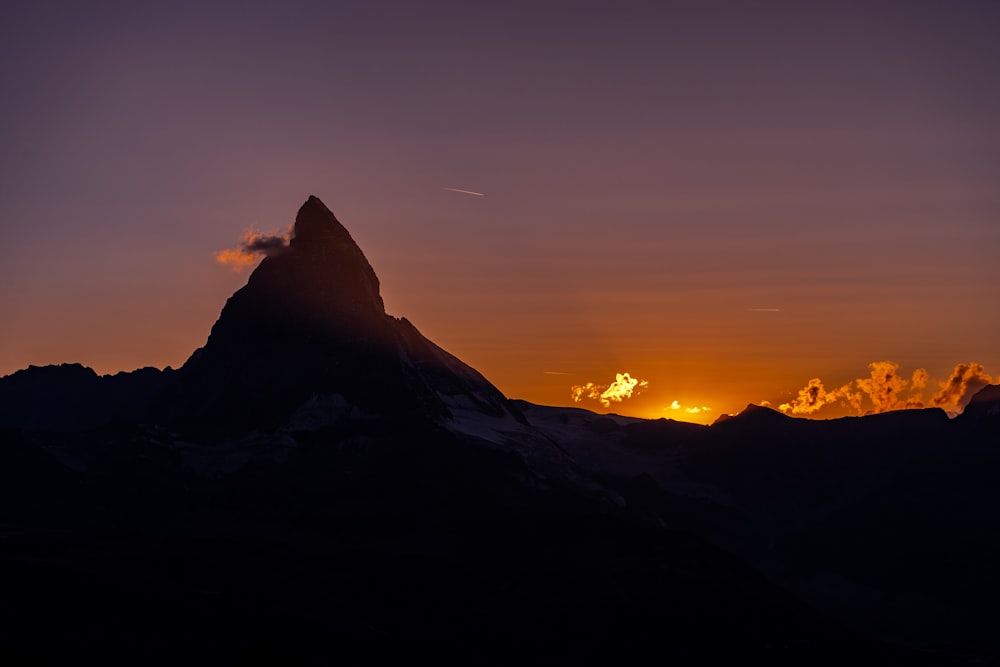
[1,197,995,665]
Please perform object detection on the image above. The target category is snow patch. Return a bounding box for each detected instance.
[174,431,299,475]
[440,393,626,507]
[286,393,372,431]
[516,403,734,506]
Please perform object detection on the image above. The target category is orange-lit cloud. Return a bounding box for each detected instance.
[668,400,711,414]
[779,377,855,415]
[779,361,993,417]
[572,372,648,407]
[856,361,912,413]
[213,247,259,270]
[214,228,291,271]
[931,362,993,415]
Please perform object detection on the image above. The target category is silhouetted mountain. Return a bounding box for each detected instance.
[711,402,792,427]
[1,197,995,664]
[149,196,514,439]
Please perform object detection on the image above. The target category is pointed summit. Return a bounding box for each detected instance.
[243,194,385,320]
[291,195,351,246]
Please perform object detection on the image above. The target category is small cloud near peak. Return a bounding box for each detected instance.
[215,227,291,271]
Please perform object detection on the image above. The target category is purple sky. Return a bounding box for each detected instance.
[2,0,998,421]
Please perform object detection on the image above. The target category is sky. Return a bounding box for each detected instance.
[2,0,998,423]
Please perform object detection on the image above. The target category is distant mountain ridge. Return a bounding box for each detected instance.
[2,190,993,437]
[0,363,175,432]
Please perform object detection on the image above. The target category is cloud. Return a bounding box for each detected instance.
[213,247,259,270]
[215,228,291,271]
[571,372,648,407]
[779,361,993,417]
[856,361,911,413]
[931,362,993,414]
[779,377,855,415]
[668,400,711,414]
[780,363,915,416]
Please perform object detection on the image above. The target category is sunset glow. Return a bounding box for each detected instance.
[4,5,1000,663]
[1,2,997,425]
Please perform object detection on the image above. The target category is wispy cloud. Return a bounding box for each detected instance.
[572,372,648,407]
[442,187,485,197]
[668,400,711,415]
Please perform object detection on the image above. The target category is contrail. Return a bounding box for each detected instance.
[748,308,780,312]
[544,371,570,375]
[443,187,485,197]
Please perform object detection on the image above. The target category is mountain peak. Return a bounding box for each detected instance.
[712,403,790,426]
[291,195,353,249]
[248,195,385,318]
